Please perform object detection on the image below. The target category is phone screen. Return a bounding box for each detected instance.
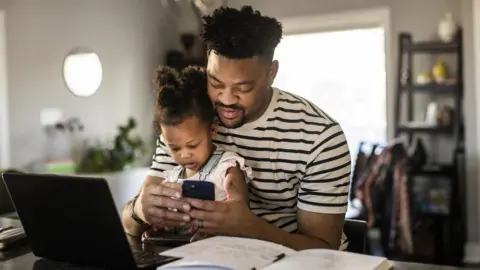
[182,180,215,201]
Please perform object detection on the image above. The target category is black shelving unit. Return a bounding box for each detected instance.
[393,31,466,266]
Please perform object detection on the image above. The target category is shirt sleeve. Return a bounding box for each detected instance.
[211,151,253,186]
[210,151,253,201]
[298,123,351,214]
[147,135,178,178]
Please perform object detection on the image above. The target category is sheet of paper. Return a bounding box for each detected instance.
[158,236,296,270]
[262,249,392,270]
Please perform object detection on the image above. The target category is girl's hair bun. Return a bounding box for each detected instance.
[156,85,181,108]
[154,66,179,90]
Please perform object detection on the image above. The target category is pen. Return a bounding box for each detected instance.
[251,253,286,270]
[273,253,286,263]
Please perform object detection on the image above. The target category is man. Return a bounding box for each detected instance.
[122,5,351,251]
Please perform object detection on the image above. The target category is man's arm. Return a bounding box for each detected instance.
[248,123,351,250]
[122,136,178,236]
[122,175,162,236]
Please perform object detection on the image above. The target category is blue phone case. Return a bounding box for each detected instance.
[182,180,215,201]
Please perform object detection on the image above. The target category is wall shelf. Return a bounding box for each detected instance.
[403,40,459,53]
[401,83,461,95]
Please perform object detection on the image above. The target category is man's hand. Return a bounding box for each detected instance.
[185,173,258,237]
[136,181,192,228]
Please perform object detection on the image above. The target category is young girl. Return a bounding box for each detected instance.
[151,65,252,235]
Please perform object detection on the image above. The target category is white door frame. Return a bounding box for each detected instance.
[0,10,10,168]
[278,7,393,140]
[465,0,480,264]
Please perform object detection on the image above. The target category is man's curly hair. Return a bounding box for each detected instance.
[201,5,283,62]
[153,66,213,128]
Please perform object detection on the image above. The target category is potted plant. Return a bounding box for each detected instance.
[75,117,147,174]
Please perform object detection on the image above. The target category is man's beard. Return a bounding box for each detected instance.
[214,102,246,129]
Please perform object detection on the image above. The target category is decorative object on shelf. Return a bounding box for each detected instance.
[432,104,453,126]
[437,12,458,43]
[164,0,227,70]
[400,70,411,85]
[193,0,227,15]
[180,33,197,58]
[76,117,146,174]
[53,117,85,164]
[424,102,440,126]
[424,102,453,127]
[432,59,448,83]
[43,117,85,173]
[44,117,85,161]
[161,0,228,17]
[415,71,433,85]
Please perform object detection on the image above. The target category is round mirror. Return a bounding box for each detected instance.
[63,47,103,97]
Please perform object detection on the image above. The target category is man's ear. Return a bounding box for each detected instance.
[268,60,279,86]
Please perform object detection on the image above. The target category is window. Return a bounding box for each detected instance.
[273,27,387,161]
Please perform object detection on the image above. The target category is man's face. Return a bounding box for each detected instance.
[206,52,277,128]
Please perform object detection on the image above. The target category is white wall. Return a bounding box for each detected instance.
[0,9,10,169]
[2,0,179,167]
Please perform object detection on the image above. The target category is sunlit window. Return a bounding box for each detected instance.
[273,27,387,161]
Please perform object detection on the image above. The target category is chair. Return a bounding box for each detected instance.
[344,219,367,254]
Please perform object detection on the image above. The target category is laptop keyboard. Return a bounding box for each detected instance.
[133,250,178,266]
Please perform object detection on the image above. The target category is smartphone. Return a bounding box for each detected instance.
[182,180,215,201]
[142,181,214,246]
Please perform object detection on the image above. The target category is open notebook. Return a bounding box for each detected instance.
[157,236,392,270]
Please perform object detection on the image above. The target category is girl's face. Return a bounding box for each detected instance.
[161,115,217,173]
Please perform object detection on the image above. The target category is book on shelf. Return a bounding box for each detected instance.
[157,236,392,270]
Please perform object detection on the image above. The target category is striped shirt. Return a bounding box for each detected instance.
[148,87,351,250]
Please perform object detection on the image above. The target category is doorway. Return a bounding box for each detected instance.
[0,10,10,168]
[274,8,391,161]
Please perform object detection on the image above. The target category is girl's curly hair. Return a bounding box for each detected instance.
[153,65,213,128]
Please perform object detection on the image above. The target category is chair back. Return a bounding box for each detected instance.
[344,219,367,254]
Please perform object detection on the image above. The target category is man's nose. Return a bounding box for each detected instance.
[219,89,238,106]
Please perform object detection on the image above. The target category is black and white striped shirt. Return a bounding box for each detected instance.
[148,87,351,250]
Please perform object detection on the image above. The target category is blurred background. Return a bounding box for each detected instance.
[0,0,478,268]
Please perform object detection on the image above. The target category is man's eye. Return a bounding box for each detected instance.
[237,86,254,93]
[210,82,223,89]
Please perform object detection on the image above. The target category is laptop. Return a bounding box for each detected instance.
[1,172,180,269]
